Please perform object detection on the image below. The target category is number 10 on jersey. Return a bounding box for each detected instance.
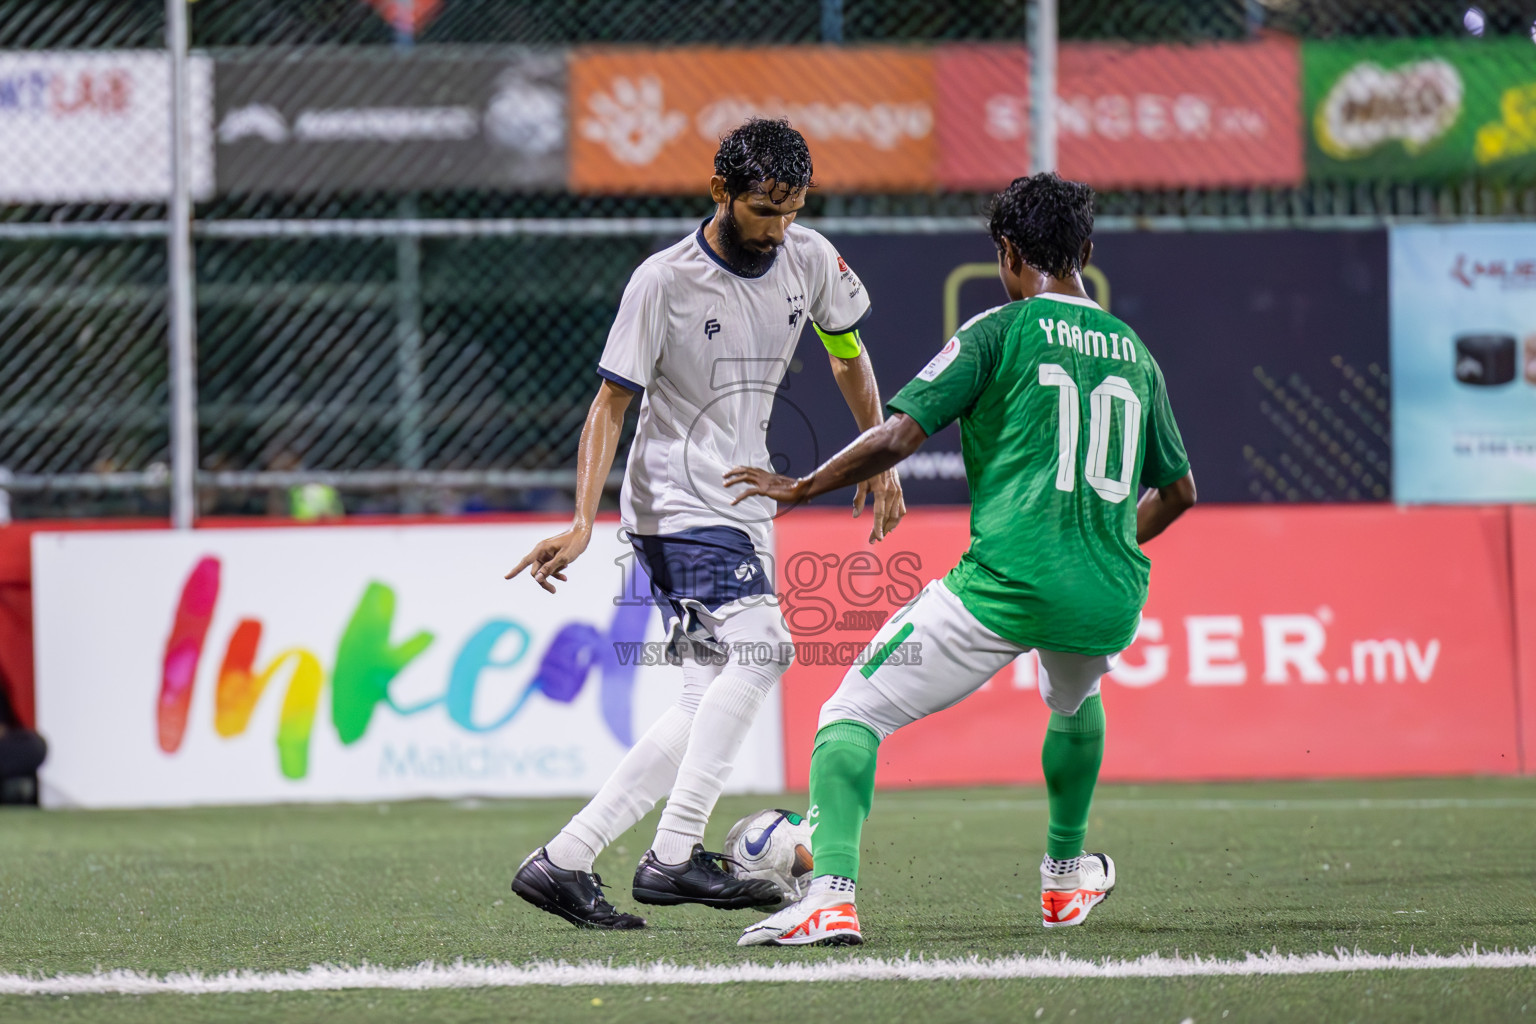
[1039,363,1142,503]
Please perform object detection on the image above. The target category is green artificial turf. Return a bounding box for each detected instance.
[3,777,1535,1022]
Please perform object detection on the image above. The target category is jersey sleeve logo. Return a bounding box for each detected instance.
[917,336,960,381]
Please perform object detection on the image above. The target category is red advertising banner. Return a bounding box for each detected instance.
[569,48,936,193]
[935,39,1304,190]
[1513,506,1536,775]
[775,505,1521,788]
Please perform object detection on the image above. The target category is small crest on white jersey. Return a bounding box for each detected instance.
[917,336,960,381]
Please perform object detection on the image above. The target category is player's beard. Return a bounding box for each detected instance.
[717,204,782,277]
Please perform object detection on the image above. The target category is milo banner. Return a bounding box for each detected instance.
[1305,38,1536,180]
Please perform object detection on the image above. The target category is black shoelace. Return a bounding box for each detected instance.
[583,872,618,904]
[691,848,745,877]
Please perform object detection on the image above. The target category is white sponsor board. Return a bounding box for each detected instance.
[0,52,213,202]
[33,524,784,808]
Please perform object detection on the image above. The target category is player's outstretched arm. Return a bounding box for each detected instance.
[1135,471,1197,545]
[827,346,907,540]
[724,413,927,524]
[506,379,635,592]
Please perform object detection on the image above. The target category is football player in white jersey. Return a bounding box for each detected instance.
[508,118,906,928]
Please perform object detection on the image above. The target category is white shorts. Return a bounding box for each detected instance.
[818,578,1117,740]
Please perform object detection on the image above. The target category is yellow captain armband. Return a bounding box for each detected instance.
[814,323,863,358]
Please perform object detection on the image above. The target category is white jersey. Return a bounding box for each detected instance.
[598,220,870,552]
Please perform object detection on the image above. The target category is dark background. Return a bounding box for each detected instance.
[769,229,1391,505]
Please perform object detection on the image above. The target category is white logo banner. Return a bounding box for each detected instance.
[0,51,213,202]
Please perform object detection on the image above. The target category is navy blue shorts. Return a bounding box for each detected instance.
[630,525,772,651]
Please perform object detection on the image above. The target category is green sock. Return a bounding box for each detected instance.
[806,720,880,883]
[1040,694,1105,861]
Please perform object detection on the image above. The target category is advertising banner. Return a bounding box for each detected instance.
[780,228,1389,505]
[32,523,783,808]
[0,51,213,202]
[360,0,443,35]
[1513,506,1536,776]
[775,505,1521,788]
[568,48,935,193]
[936,40,1303,190]
[1390,223,1536,502]
[1304,39,1536,181]
[214,52,565,193]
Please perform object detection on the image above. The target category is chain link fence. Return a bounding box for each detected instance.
[2,0,1535,520]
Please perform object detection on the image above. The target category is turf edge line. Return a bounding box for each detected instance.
[3,948,1535,995]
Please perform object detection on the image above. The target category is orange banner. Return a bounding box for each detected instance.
[569,47,936,194]
[775,505,1522,788]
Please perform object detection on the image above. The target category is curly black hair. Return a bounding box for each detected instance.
[714,118,814,202]
[987,172,1096,279]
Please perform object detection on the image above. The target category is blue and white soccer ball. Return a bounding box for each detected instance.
[723,808,814,907]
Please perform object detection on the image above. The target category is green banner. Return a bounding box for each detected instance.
[1304,39,1536,181]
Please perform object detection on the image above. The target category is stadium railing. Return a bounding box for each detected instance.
[1,0,1534,522]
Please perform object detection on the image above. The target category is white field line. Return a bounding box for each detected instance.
[896,797,1536,814]
[3,949,1535,996]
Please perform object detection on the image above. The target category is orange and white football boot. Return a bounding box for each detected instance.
[738,891,863,946]
[1040,852,1116,928]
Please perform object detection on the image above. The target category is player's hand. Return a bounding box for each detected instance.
[723,466,812,508]
[505,524,591,593]
[855,467,907,542]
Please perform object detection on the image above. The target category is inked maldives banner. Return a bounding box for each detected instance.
[32,523,784,808]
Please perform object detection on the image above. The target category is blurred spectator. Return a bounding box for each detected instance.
[0,666,46,806]
[288,482,346,520]
[199,451,266,518]
[266,449,345,521]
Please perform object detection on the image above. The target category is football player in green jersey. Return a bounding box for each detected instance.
[727,172,1197,946]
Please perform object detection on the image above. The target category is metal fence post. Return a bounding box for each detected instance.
[1029,0,1057,176]
[821,0,844,43]
[166,0,198,529]
[393,10,426,514]
[396,203,426,513]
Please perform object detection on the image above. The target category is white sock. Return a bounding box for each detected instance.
[545,706,694,872]
[651,667,773,862]
[650,828,700,866]
[809,875,856,902]
[1043,854,1082,876]
[544,833,597,873]
[543,656,720,872]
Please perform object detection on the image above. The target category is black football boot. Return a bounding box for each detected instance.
[632,844,783,910]
[511,848,646,929]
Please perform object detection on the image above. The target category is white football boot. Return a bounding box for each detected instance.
[738,890,863,946]
[1040,852,1116,928]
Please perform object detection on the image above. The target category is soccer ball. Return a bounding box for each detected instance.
[723,808,814,907]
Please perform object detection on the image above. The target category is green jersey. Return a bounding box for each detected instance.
[886,293,1189,656]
